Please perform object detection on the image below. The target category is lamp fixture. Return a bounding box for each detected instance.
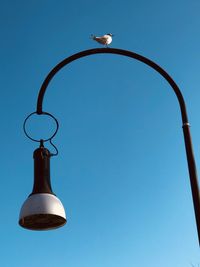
[19,114,66,230]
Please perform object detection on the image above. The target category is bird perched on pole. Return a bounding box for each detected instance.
[91,33,113,47]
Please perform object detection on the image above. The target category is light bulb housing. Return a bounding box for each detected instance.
[19,145,66,230]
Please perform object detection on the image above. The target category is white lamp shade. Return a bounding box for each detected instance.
[19,193,66,230]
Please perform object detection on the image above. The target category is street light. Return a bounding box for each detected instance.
[19,48,200,245]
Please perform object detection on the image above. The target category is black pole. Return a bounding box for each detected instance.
[183,123,200,243]
[34,47,200,245]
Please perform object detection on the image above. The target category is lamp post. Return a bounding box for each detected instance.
[19,48,200,245]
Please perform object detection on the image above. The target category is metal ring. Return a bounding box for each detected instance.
[23,111,59,142]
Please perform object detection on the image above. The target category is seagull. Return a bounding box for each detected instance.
[91,33,113,47]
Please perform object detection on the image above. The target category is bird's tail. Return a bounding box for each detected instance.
[90,34,96,40]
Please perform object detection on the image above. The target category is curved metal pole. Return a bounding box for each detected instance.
[35,47,200,245]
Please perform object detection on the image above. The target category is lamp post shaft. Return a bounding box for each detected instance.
[182,124,200,244]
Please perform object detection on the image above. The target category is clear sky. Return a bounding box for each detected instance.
[0,0,200,266]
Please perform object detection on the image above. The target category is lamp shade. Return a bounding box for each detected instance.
[19,193,66,230]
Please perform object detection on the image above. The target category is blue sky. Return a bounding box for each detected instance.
[0,0,200,266]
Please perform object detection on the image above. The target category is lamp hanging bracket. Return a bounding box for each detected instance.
[23,111,59,156]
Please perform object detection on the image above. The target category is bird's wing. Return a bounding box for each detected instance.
[94,36,108,44]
